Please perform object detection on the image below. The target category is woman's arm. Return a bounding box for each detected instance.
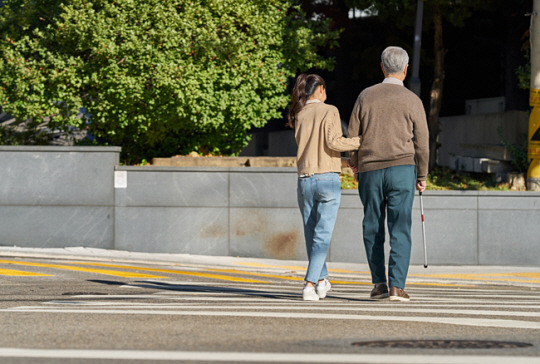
[324,108,361,152]
[347,96,362,167]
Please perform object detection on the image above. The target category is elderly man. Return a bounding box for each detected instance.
[348,46,429,302]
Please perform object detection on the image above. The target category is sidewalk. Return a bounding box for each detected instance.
[0,246,539,289]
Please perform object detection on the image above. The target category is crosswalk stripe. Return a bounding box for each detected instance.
[17,304,540,318]
[0,259,167,279]
[38,293,540,306]
[0,348,537,363]
[0,268,52,276]
[3,308,539,330]
[70,262,269,283]
[39,300,540,310]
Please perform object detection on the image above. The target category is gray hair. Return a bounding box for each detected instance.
[381,46,409,75]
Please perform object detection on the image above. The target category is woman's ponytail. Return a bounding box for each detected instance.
[287,74,326,128]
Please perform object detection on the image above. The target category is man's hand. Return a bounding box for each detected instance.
[416,180,426,193]
[346,159,359,182]
[347,159,359,174]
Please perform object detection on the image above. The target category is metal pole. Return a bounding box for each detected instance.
[419,191,428,268]
[528,0,540,190]
[409,0,423,96]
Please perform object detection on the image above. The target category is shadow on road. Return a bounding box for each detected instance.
[87,279,373,302]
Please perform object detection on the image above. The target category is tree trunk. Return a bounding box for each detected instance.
[428,6,446,170]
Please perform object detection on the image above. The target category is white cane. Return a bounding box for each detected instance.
[419,191,428,268]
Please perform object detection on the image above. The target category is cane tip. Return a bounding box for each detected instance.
[424,265,428,269]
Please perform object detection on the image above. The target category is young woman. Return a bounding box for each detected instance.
[288,74,361,301]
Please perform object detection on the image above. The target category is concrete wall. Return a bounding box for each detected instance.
[1,147,539,266]
[438,111,528,170]
[0,146,120,249]
[115,166,540,266]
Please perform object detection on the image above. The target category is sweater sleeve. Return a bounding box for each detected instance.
[346,97,362,167]
[324,108,361,152]
[412,99,430,181]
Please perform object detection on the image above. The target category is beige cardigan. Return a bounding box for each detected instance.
[295,102,361,175]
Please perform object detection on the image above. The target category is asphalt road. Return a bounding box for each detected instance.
[0,248,539,363]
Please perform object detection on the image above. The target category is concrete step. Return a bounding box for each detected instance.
[449,155,512,173]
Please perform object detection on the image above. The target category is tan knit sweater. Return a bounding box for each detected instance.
[295,102,361,175]
[347,83,429,180]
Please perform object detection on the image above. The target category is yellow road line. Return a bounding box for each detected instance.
[71,262,267,283]
[407,282,474,287]
[208,269,470,287]
[235,262,369,274]
[235,262,307,271]
[0,259,166,279]
[209,268,305,282]
[211,269,365,285]
[210,269,367,285]
[0,268,52,277]
[506,272,540,278]
[411,273,540,283]
[238,261,537,284]
[329,268,371,274]
[329,280,469,287]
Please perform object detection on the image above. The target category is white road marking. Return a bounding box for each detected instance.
[156,292,540,305]
[42,300,540,310]
[3,308,539,330]
[62,292,540,305]
[142,281,299,288]
[16,304,540,318]
[0,348,537,363]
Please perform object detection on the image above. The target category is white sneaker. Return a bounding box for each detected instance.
[316,279,331,299]
[302,286,319,301]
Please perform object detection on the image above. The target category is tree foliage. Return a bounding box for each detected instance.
[348,0,492,27]
[346,0,495,168]
[516,49,530,90]
[0,0,339,163]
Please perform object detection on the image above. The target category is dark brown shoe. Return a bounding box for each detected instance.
[389,287,410,302]
[370,284,389,299]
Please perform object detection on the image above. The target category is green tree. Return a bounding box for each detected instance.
[0,0,339,163]
[348,0,492,168]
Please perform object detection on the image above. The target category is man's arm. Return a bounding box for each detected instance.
[347,96,362,168]
[412,99,429,181]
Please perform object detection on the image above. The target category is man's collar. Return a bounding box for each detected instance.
[382,77,404,86]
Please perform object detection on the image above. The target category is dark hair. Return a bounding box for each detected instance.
[287,73,326,128]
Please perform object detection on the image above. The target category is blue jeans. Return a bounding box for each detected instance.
[297,172,341,284]
[357,165,416,289]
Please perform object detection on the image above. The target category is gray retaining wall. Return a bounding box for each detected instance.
[0,146,120,249]
[1,147,539,266]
